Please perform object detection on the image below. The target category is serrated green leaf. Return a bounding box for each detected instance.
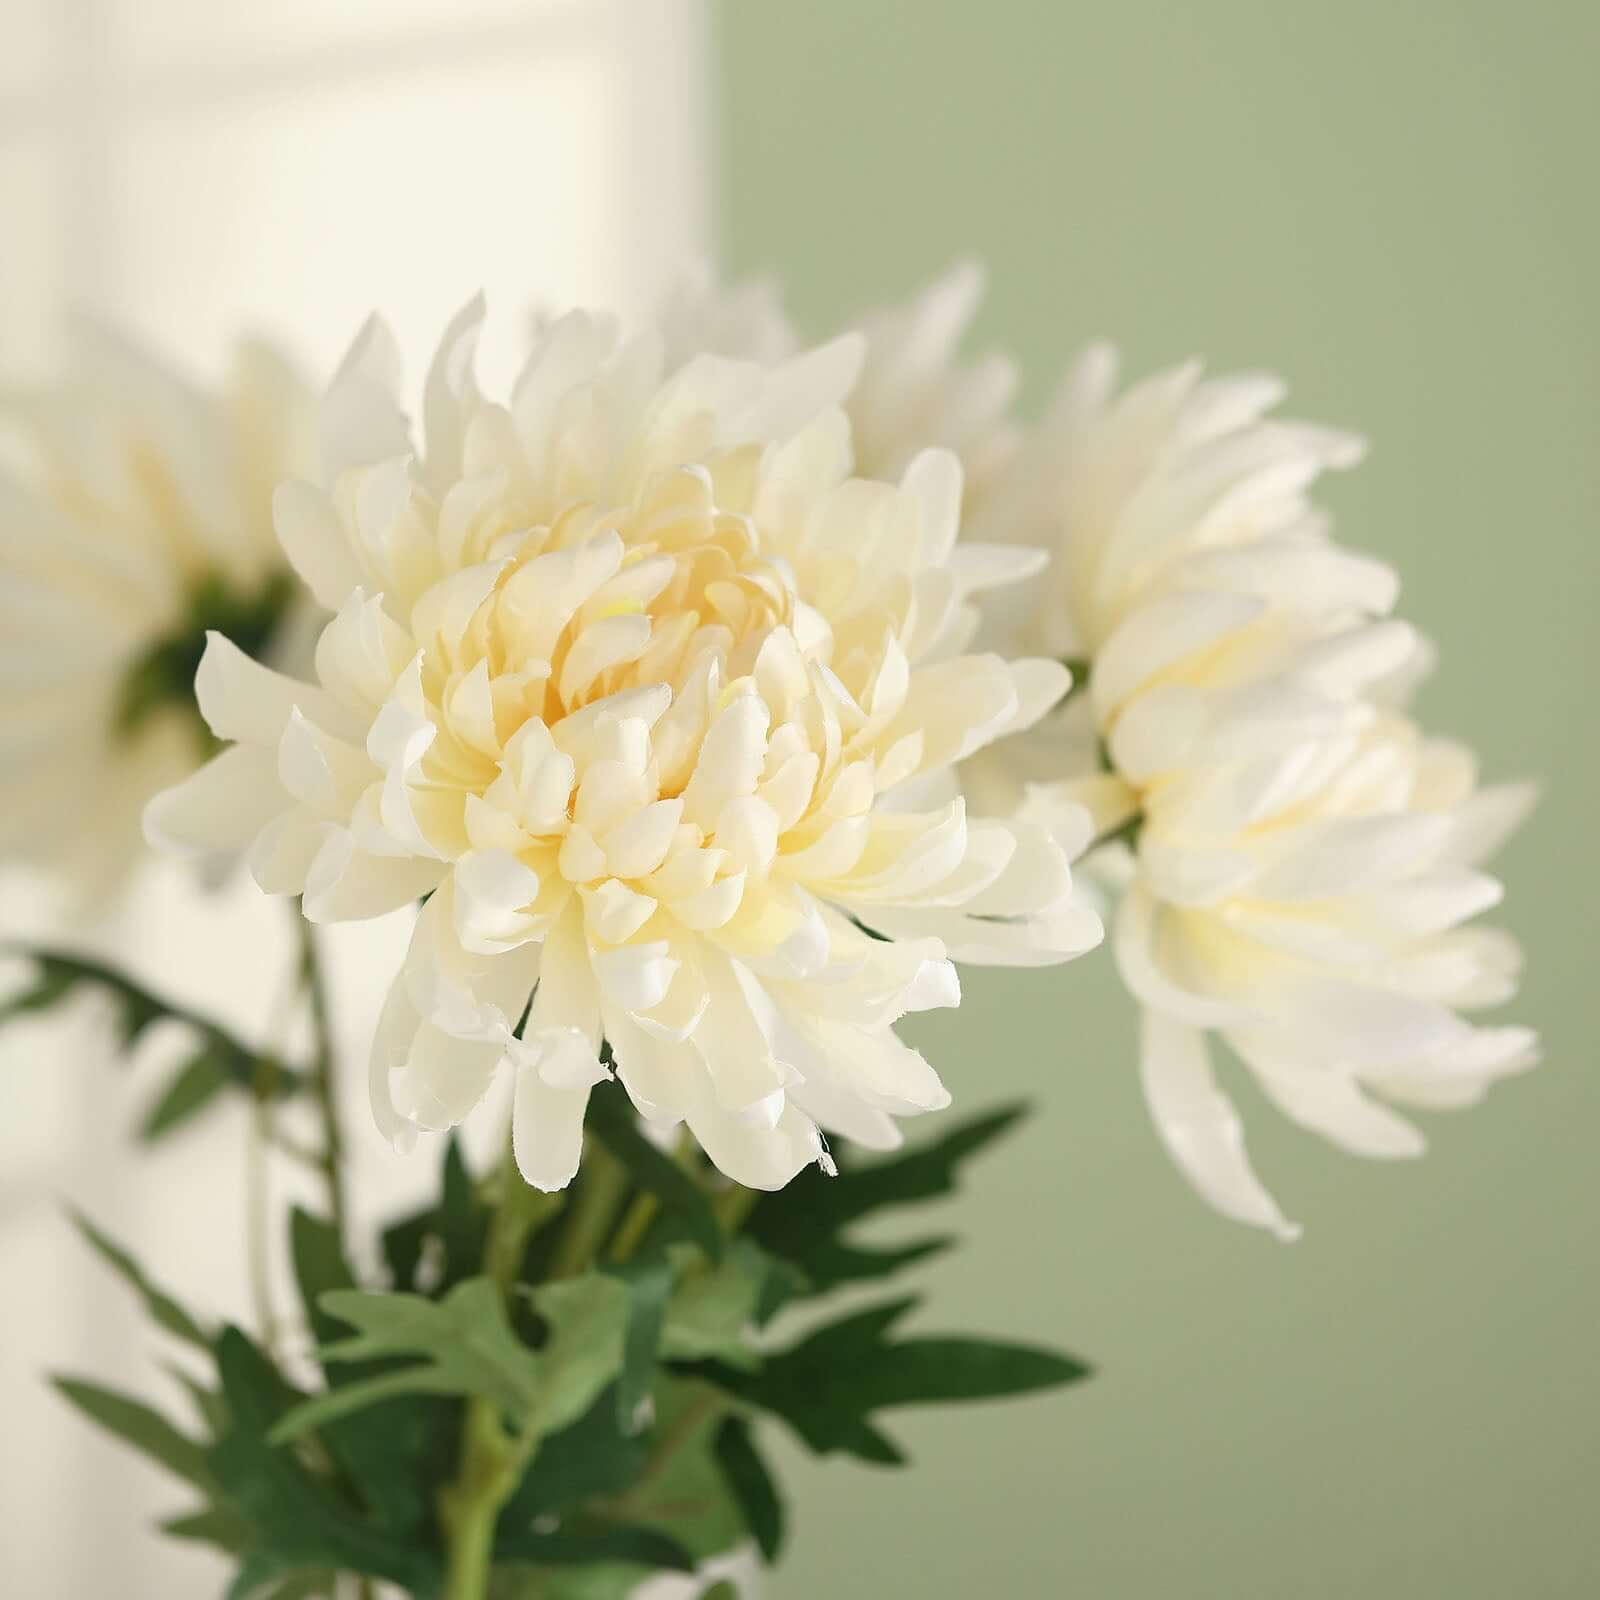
[521,1276,633,1437]
[746,1103,1026,1294]
[71,1210,210,1350]
[711,1415,783,1562]
[314,1278,536,1416]
[695,1295,1089,1464]
[585,1082,722,1263]
[53,1376,210,1486]
[494,1515,696,1570]
[138,1042,233,1141]
[210,1327,440,1592]
[273,1274,629,1446]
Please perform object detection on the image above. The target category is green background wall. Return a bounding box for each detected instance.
[715,4,1597,1595]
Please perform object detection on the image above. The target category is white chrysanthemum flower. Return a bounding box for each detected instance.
[146,299,1101,1191]
[971,347,1538,1237]
[660,262,1018,515]
[0,325,316,895]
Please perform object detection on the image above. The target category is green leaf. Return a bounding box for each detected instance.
[747,1103,1025,1294]
[289,1208,449,1535]
[52,1376,210,1487]
[494,1515,696,1571]
[585,1082,722,1263]
[226,1553,293,1600]
[210,1326,440,1592]
[272,1274,629,1446]
[499,1383,648,1524]
[493,1567,637,1600]
[161,1361,228,1435]
[521,1276,634,1438]
[288,1208,357,1345]
[224,1556,336,1600]
[439,1137,492,1282]
[71,1209,210,1350]
[712,1415,783,1562]
[161,1503,253,1552]
[659,1242,771,1367]
[695,1296,1090,1464]
[0,949,160,1043]
[606,1377,744,1563]
[0,946,303,1100]
[610,1258,674,1430]
[381,1136,489,1293]
[138,1041,233,1140]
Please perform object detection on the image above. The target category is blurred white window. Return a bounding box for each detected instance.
[0,3,709,1593]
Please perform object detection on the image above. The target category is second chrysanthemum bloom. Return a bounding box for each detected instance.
[146,299,1102,1191]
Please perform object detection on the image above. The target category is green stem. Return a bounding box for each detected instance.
[549,1140,628,1279]
[488,1153,563,1295]
[245,1062,277,1349]
[440,1398,521,1600]
[712,1183,759,1237]
[294,908,349,1243]
[607,1191,660,1264]
[439,1131,562,1600]
[608,1382,726,1518]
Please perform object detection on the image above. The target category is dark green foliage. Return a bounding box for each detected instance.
[53,1376,211,1487]
[712,1415,784,1561]
[63,1099,1088,1593]
[272,1273,630,1449]
[209,1327,443,1594]
[138,1040,236,1139]
[692,1295,1090,1465]
[499,1386,649,1524]
[746,1102,1026,1295]
[493,1517,695,1571]
[382,1137,491,1293]
[290,1208,456,1536]
[609,1258,675,1431]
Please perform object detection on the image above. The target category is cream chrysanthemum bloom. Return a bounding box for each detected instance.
[0,325,316,894]
[661,262,1018,515]
[146,300,1101,1190]
[970,347,1538,1237]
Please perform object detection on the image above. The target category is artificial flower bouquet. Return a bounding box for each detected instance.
[0,265,1535,1598]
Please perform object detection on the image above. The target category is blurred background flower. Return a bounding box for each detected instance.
[0,327,316,895]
